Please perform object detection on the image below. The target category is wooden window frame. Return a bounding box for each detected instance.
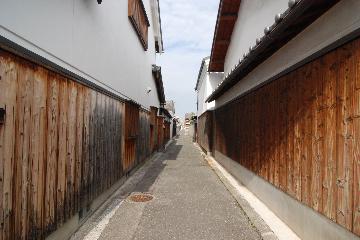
[128,0,150,50]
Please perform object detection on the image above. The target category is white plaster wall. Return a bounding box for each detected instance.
[216,0,360,108]
[197,59,223,116]
[197,73,208,116]
[0,0,161,109]
[206,72,223,110]
[224,0,289,76]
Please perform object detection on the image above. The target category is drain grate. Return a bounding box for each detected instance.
[128,193,154,202]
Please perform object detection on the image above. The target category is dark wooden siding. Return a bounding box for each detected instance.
[150,107,158,153]
[123,102,140,172]
[0,49,164,239]
[137,109,151,165]
[214,37,360,236]
[163,121,170,145]
[157,116,164,149]
[197,111,213,153]
[128,0,149,50]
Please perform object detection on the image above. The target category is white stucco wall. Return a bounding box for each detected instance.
[0,0,161,109]
[224,0,289,76]
[216,0,360,108]
[197,59,223,116]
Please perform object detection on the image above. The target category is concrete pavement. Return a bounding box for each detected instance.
[71,130,264,240]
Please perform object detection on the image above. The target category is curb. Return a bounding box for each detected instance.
[205,155,278,240]
[194,143,279,240]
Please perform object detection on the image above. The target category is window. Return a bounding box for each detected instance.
[128,0,150,50]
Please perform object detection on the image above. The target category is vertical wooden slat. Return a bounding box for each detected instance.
[0,53,17,239]
[322,52,338,221]
[66,82,77,218]
[336,44,354,230]
[56,78,69,227]
[301,65,313,206]
[15,61,34,239]
[103,96,108,189]
[293,69,302,201]
[279,78,288,191]
[81,89,91,207]
[353,39,360,235]
[0,57,4,240]
[30,67,47,238]
[13,60,23,240]
[287,74,295,197]
[344,45,355,232]
[75,86,84,213]
[273,80,280,187]
[109,99,115,186]
[45,73,59,234]
[268,83,275,184]
[120,102,125,178]
[311,60,324,211]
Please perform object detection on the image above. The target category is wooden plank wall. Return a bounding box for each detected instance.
[123,102,140,172]
[149,107,158,153]
[128,0,149,50]
[214,37,360,236]
[197,111,213,153]
[0,49,157,239]
[172,119,177,138]
[157,116,164,149]
[163,121,170,145]
[136,109,151,165]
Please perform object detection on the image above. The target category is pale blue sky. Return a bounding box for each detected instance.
[158,0,219,119]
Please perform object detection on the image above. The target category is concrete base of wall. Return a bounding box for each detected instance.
[214,151,359,240]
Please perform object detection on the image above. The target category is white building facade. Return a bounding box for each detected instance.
[0,0,164,109]
[195,57,222,116]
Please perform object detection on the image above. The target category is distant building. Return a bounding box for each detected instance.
[194,57,223,116]
[185,112,196,122]
[165,100,176,115]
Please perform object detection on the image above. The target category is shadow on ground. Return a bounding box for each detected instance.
[133,138,183,193]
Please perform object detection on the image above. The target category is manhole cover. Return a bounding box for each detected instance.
[129,193,154,202]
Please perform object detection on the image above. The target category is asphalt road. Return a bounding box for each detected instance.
[71,129,261,240]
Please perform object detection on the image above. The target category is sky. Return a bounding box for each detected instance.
[157,0,220,119]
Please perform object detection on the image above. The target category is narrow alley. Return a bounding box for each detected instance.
[70,130,263,240]
[2,1,360,240]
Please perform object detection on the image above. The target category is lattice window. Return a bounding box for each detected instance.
[128,0,150,50]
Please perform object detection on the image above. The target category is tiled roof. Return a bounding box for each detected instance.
[206,0,340,102]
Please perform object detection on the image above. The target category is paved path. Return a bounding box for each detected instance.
[72,130,261,240]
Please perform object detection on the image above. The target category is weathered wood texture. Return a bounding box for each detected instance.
[128,0,149,50]
[137,109,151,165]
[197,111,213,153]
[214,38,360,236]
[163,121,170,145]
[0,49,157,239]
[149,107,158,153]
[123,102,140,172]
[157,116,164,150]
